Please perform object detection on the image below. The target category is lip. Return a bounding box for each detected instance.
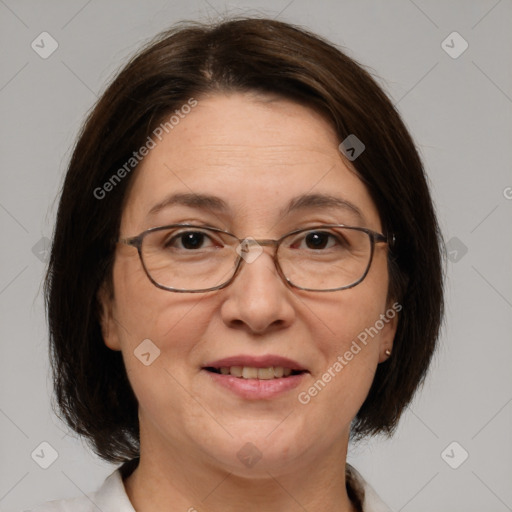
[201,354,309,400]
[203,369,307,400]
[203,354,307,371]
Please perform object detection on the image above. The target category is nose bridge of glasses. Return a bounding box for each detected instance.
[239,237,277,247]
[235,237,278,254]
[233,237,280,271]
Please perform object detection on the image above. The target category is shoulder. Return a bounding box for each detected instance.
[23,469,135,512]
[347,464,393,512]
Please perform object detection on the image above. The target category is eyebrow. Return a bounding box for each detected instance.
[148,192,364,222]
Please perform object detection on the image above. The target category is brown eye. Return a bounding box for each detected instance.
[303,231,334,250]
[163,230,217,251]
[290,230,346,251]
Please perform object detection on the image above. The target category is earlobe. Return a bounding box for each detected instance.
[97,283,121,351]
[378,342,394,363]
[379,346,393,363]
[378,302,399,363]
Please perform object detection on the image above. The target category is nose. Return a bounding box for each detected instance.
[219,244,296,335]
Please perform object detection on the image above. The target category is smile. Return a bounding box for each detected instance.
[205,366,305,379]
[201,355,309,399]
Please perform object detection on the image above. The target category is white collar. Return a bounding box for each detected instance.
[32,466,391,512]
[348,465,393,512]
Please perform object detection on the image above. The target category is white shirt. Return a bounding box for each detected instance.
[25,465,392,512]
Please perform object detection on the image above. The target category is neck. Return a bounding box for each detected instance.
[123,429,358,512]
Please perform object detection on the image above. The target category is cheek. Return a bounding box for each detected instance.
[304,256,390,401]
[313,259,389,355]
[113,253,200,335]
[111,254,214,380]
[297,313,383,433]
[111,258,215,435]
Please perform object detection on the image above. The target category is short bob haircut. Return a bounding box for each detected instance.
[45,17,444,465]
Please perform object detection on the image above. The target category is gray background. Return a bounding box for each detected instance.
[1,1,511,511]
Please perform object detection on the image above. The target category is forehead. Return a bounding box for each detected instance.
[121,93,381,232]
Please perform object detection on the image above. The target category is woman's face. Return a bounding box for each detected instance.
[101,92,397,475]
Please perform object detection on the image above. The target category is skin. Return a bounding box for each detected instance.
[99,92,397,512]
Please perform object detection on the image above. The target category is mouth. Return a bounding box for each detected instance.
[204,366,306,379]
[201,355,309,398]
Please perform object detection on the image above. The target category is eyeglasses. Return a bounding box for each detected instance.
[118,223,393,293]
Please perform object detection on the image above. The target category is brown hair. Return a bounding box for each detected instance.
[45,17,444,465]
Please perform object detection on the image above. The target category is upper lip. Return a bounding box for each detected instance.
[203,355,308,371]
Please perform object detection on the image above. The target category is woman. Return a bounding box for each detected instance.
[34,16,443,512]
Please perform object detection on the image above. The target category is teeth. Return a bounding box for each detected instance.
[242,367,258,379]
[257,367,275,380]
[230,366,243,377]
[217,366,299,379]
[273,366,284,378]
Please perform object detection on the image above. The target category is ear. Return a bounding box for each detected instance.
[378,301,400,363]
[97,282,122,351]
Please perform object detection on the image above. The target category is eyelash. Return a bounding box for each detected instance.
[162,228,346,251]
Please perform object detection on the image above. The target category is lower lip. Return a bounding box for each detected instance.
[203,369,307,399]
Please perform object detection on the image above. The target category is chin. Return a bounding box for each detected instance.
[196,424,309,475]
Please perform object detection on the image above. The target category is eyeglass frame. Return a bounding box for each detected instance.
[118,223,395,293]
